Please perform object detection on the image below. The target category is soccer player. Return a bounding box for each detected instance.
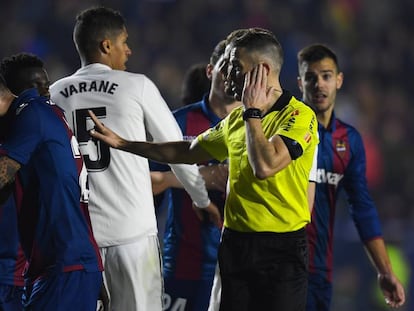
[0,193,25,311]
[49,7,219,311]
[151,39,240,311]
[180,63,211,106]
[297,43,405,310]
[0,52,51,311]
[0,63,102,310]
[88,28,318,311]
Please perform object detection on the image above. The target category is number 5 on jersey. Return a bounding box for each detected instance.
[73,107,110,171]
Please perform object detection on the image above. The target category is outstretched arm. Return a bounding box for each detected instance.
[88,110,211,164]
[364,238,405,308]
[89,110,223,227]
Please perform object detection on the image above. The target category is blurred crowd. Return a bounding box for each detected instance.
[1,0,414,310]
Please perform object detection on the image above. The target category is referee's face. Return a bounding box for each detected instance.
[109,27,132,71]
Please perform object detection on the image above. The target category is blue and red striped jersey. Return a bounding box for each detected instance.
[0,111,25,287]
[160,96,225,280]
[0,88,103,282]
[307,113,382,282]
[0,188,25,287]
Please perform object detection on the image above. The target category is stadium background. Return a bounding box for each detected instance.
[1,0,414,310]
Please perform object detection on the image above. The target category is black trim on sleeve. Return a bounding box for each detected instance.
[280,135,303,160]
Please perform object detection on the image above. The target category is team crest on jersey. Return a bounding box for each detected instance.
[336,140,347,152]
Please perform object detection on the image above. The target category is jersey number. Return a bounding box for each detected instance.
[73,107,110,171]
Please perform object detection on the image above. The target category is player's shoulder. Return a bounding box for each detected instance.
[173,101,203,117]
[50,68,149,86]
[50,75,70,90]
[14,89,47,113]
[111,69,147,81]
[112,69,155,83]
[289,96,315,115]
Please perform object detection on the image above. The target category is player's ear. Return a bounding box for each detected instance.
[297,76,303,92]
[206,64,213,80]
[100,39,111,54]
[336,72,344,90]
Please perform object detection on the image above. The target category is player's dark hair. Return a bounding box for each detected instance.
[225,29,248,46]
[181,40,227,106]
[180,63,210,106]
[209,40,226,66]
[297,44,340,72]
[0,53,44,95]
[74,7,126,59]
[0,73,7,91]
[231,28,284,72]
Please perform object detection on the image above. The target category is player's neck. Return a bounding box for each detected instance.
[209,93,240,119]
[317,111,333,129]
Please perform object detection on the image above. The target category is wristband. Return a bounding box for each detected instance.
[242,108,262,121]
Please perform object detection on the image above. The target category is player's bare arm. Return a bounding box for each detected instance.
[242,64,291,179]
[0,156,21,189]
[89,110,223,227]
[88,110,212,164]
[365,238,405,308]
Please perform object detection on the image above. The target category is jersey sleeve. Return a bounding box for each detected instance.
[343,130,382,241]
[139,76,210,207]
[309,144,318,182]
[0,106,42,165]
[196,118,228,162]
[277,106,317,154]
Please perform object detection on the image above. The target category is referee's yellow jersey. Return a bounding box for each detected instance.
[197,91,318,233]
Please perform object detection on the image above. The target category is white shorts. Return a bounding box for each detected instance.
[207,263,221,311]
[100,235,163,311]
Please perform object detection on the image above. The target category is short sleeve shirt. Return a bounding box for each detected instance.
[0,88,102,280]
[197,91,318,233]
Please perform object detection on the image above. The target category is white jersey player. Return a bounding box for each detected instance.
[50,7,220,311]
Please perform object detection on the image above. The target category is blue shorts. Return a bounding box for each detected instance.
[0,284,24,311]
[163,278,214,311]
[22,270,102,311]
[306,273,332,311]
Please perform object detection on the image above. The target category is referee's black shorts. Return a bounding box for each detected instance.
[218,227,308,311]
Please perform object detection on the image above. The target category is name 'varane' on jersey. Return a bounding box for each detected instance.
[50,63,210,247]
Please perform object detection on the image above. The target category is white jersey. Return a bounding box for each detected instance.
[50,63,210,247]
[309,144,318,182]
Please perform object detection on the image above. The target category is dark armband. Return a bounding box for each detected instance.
[242,108,262,121]
[280,136,303,160]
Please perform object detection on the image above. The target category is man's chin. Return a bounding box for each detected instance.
[312,104,329,114]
